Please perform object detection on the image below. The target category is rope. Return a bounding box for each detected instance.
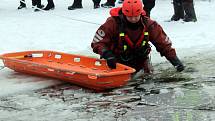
[19,0,101,26]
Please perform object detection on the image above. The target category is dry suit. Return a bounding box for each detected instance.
[91,7,184,73]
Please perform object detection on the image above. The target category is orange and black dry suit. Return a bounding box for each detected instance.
[91,7,177,73]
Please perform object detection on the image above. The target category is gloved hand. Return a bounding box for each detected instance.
[169,56,185,72]
[102,49,117,69]
[175,64,185,72]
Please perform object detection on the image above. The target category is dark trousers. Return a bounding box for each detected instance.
[19,0,42,7]
[142,0,155,17]
[172,0,197,21]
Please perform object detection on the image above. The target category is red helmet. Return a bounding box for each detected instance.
[122,0,143,17]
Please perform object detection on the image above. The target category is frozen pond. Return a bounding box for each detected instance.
[0,49,215,121]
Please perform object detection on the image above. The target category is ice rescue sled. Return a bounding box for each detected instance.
[0,50,135,91]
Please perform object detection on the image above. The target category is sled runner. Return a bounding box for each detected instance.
[0,50,135,91]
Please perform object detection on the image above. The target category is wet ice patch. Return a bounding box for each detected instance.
[160,88,169,94]
[173,88,184,97]
[201,83,215,99]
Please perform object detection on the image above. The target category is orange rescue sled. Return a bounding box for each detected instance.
[0,50,135,91]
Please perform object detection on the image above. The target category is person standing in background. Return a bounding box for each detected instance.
[171,0,197,22]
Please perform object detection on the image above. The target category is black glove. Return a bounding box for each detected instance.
[102,49,117,69]
[169,56,185,72]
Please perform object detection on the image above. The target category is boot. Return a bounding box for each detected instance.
[34,0,45,12]
[171,0,184,21]
[142,0,155,17]
[43,0,55,10]
[94,3,100,9]
[68,0,83,10]
[18,0,26,9]
[93,0,100,9]
[32,0,37,7]
[183,1,197,22]
[37,0,44,9]
[101,0,115,8]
